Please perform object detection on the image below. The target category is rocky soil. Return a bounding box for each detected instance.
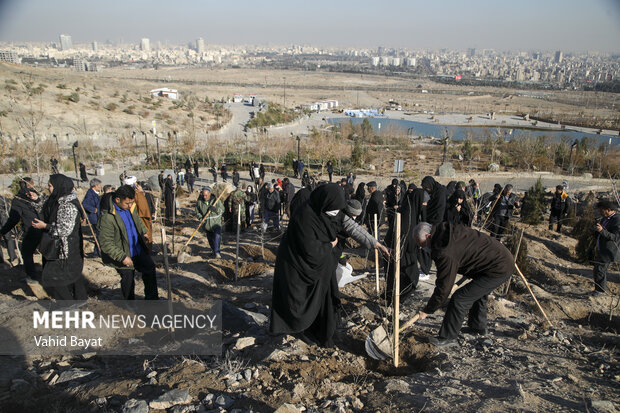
[0,186,619,413]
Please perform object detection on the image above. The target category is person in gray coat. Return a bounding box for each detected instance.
[593,199,620,294]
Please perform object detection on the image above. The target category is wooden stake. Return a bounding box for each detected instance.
[161,227,175,337]
[235,207,241,282]
[481,184,506,231]
[515,264,554,328]
[503,228,524,295]
[393,212,401,368]
[374,214,380,296]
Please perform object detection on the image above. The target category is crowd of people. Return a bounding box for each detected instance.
[0,161,618,351]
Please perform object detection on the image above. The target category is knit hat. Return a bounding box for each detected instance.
[267,182,274,189]
[346,200,363,216]
[367,181,377,188]
[202,185,212,192]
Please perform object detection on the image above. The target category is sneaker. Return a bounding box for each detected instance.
[428,337,458,349]
[25,277,40,285]
[419,272,430,281]
[215,253,222,259]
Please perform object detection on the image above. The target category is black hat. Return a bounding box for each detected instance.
[408,183,416,191]
[392,178,399,186]
[367,181,377,188]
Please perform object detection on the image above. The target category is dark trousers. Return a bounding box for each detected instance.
[0,234,17,264]
[206,227,221,255]
[50,277,87,300]
[328,172,333,182]
[438,272,511,340]
[549,213,563,232]
[491,215,509,239]
[116,250,158,300]
[22,231,42,279]
[593,261,610,292]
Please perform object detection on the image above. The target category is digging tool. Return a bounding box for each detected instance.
[374,214,380,296]
[176,183,233,263]
[77,201,101,256]
[161,224,175,338]
[480,184,506,231]
[514,263,554,328]
[366,276,469,360]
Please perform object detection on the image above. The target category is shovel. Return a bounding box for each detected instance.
[177,183,234,263]
[365,276,468,360]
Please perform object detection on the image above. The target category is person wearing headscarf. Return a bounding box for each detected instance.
[446,181,457,199]
[32,174,86,299]
[245,185,258,227]
[364,181,384,234]
[489,184,519,239]
[445,190,473,227]
[164,174,175,225]
[289,186,311,218]
[384,184,430,301]
[421,176,447,226]
[0,178,45,281]
[270,184,346,347]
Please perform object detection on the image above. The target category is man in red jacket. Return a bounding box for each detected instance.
[413,222,514,348]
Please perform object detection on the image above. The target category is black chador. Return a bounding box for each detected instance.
[270,184,345,347]
[385,188,430,301]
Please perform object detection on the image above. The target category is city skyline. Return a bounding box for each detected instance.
[0,0,619,53]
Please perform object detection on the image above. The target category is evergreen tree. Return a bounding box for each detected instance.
[521,177,545,225]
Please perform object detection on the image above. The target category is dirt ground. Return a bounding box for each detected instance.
[0,181,619,413]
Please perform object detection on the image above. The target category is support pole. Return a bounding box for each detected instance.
[235,207,241,282]
[503,228,524,295]
[161,227,175,338]
[393,212,401,368]
[374,214,380,296]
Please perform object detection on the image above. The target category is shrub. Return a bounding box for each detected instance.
[105,102,118,111]
[521,178,546,225]
[504,225,529,274]
[574,192,597,263]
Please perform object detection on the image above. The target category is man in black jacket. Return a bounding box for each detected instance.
[326,161,334,182]
[0,183,44,281]
[549,185,571,232]
[593,199,620,294]
[413,222,514,348]
[421,176,447,226]
[364,181,384,235]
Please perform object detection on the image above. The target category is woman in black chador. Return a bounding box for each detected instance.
[445,189,473,227]
[270,183,345,347]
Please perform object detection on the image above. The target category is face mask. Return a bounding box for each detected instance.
[325,210,340,217]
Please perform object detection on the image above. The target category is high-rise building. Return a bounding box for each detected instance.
[92,41,98,52]
[555,50,563,63]
[196,38,205,54]
[59,34,73,51]
[141,38,150,52]
[406,57,416,67]
[467,48,476,58]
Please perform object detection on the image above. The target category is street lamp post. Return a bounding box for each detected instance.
[72,141,80,188]
[296,135,301,161]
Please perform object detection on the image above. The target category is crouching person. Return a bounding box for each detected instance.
[98,185,159,300]
[196,186,224,259]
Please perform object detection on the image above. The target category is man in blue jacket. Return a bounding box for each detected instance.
[593,199,620,294]
[82,178,102,255]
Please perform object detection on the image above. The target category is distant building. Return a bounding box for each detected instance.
[406,57,416,67]
[391,57,401,66]
[73,58,101,72]
[371,57,380,67]
[59,34,73,51]
[196,38,205,54]
[74,58,87,71]
[150,88,179,100]
[467,48,476,58]
[0,51,21,64]
[92,41,98,52]
[555,50,563,64]
[141,38,150,52]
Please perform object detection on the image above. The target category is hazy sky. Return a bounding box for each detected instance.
[0,0,619,52]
